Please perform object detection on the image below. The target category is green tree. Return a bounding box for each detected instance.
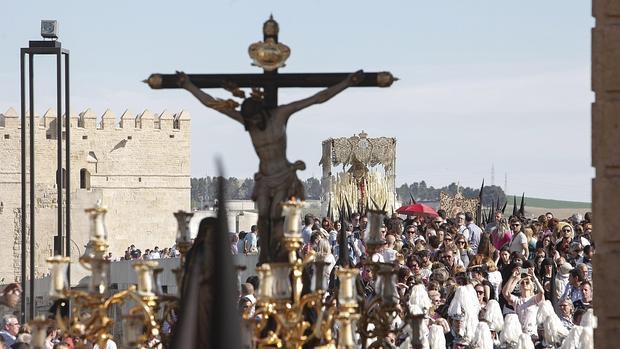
[304,177,322,199]
[396,183,410,202]
[238,178,255,200]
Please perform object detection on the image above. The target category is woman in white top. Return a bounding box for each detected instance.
[502,267,544,338]
[483,257,503,301]
[315,239,336,288]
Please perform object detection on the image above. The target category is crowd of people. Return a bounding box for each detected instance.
[0,208,596,348]
[0,284,119,349]
[117,245,181,261]
[237,209,595,348]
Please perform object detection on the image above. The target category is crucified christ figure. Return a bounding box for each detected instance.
[177,70,364,263]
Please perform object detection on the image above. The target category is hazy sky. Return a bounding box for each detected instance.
[0,1,594,202]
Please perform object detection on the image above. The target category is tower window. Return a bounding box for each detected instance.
[80,169,91,190]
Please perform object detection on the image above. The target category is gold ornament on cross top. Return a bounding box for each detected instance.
[248,15,291,71]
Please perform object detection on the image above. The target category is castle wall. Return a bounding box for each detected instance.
[0,108,191,283]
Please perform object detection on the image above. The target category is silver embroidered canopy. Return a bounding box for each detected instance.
[320,131,397,217]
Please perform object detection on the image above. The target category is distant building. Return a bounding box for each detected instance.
[0,107,191,282]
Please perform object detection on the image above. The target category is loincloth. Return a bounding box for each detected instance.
[252,160,306,208]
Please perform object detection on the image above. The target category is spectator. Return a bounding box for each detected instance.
[0,315,19,347]
[244,225,259,255]
[508,219,528,258]
[502,268,544,338]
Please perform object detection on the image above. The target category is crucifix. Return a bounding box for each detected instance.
[145,16,396,264]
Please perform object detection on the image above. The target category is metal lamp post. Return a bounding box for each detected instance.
[20,20,71,321]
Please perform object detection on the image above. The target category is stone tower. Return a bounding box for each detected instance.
[0,107,191,282]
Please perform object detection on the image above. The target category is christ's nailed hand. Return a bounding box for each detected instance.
[349,70,364,85]
[176,71,189,88]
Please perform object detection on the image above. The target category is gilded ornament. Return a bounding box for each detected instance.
[248,38,291,71]
[439,190,480,218]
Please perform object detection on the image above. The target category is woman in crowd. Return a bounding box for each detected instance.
[491,217,511,250]
[538,257,557,306]
[523,226,538,260]
[314,238,336,289]
[454,234,474,268]
[496,246,511,271]
[477,232,497,260]
[484,257,502,301]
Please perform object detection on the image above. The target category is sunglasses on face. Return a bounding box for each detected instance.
[476,290,484,295]
[562,229,571,233]
[410,264,419,268]
[457,241,465,244]
[511,224,521,227]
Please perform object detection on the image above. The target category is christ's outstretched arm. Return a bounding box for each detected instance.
[176,71,244,124]
[277,70,364,121]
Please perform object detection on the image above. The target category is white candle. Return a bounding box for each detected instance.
[90,261,108,295]
[133,261,157,295]
[366,210,385,243]
[337,317,355,347]
[53,267,64,293]
[282,200,303,238]
[262,272,273,298]
[139,271,152,295]
[86,205,109,242]
[174,211,194,243]
[47,256,69,298]
[257,265,273,299]
[337,268,358,306]
[271,263,291,300]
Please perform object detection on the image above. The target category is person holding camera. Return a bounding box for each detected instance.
[502,267,544,339]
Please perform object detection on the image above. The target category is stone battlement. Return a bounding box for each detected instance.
[0,107,190,132]
[0,106,191,283]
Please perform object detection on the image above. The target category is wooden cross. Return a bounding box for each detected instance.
[144,16,395,108]
[145,16,395,264]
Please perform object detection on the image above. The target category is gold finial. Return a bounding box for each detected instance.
[263,15,279,37]
[376,72,397,87]
[143,74,163,89]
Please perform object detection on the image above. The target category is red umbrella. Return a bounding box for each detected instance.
[396,203,439,217]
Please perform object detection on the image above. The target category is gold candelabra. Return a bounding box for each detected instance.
[29,201,425,348]
[30,204,191,349]
[247,203,418,349]
[356,210,429,349]
[248,199,347,349]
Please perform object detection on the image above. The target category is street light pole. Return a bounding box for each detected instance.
[19,22,70,321]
